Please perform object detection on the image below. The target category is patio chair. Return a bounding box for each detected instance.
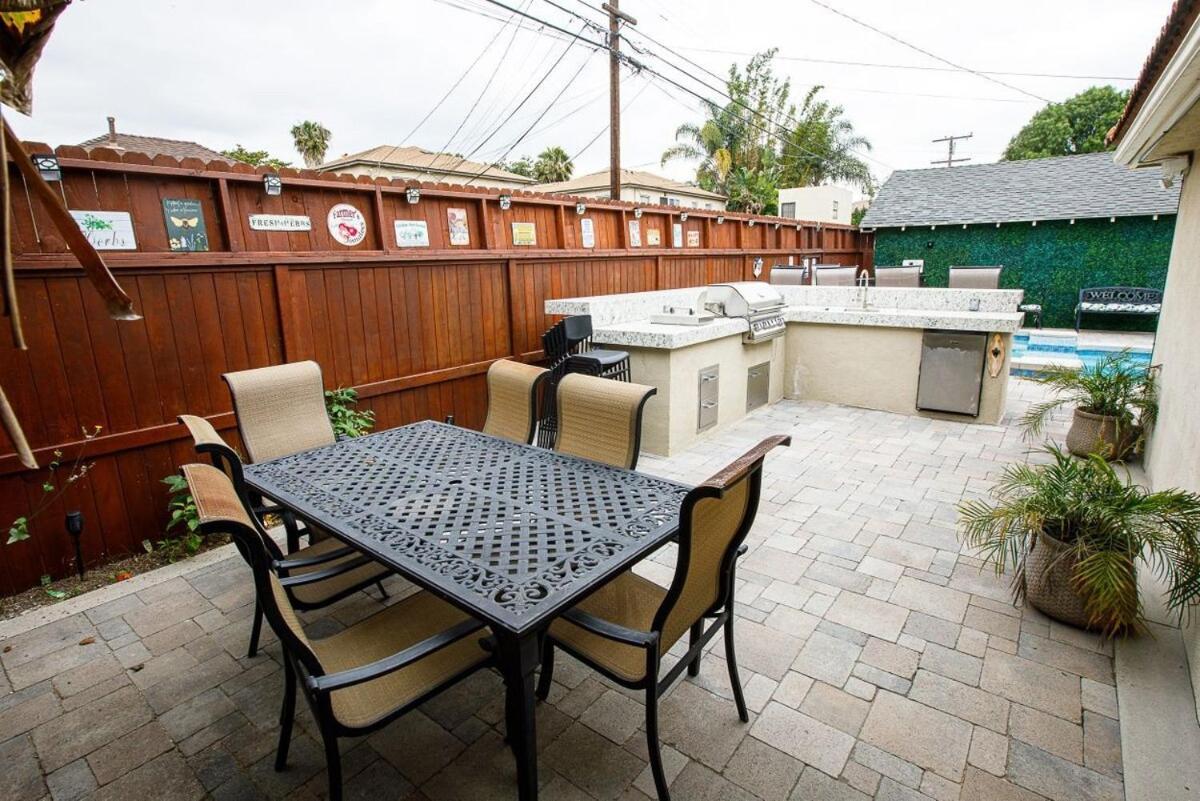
[538,316,633,448]
[948,265,1003,289]
[536,435,791,801]
[553,373,656,470]
[482,359,548,445]
[874,265,921,288]
[768,265,808,285]
[177,414,392,658]
[223,360,337,551]
[813,265,858,286]
[181,462,491,801]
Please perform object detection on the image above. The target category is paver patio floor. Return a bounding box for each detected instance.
[0,379,1124,801]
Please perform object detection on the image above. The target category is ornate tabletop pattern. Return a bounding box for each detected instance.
[244,421,688,633]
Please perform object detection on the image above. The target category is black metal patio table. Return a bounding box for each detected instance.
[243,420,689,800]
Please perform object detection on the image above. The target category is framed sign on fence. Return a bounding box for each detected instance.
[69,210,137,250]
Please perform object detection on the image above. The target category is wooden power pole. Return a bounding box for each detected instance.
[931,133,973,167]
[602,1,636,199]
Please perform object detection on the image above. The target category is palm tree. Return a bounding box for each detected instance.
[290,121,332,168]
[778,86,873,192]
[533,146,574,182]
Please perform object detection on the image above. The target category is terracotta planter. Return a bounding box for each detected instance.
[1065,408,1135,459]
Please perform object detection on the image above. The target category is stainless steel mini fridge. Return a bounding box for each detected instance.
[916,330,987,416]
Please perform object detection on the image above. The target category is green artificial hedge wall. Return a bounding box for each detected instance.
[872,214,1175,330]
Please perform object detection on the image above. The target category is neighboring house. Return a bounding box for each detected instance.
[530,169,727,210]
[319,145,536,190]
[1110,0,1200,720]
[79,116,227,161]
[778,185,855,224]
[860,152,1180,328]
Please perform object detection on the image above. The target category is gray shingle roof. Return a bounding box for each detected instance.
[861,152,1180,228]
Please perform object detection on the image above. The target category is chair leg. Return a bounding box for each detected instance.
[322,729,343,801]
[247,600,264,659]
[275,660,296,771]
[687,621,704,678]
[535,640,555,701]
[645,687,670,801]
[723,614,749,723]
[376,580,389,600]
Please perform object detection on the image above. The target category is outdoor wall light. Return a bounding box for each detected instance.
[716,215,724,224]
[499,194,512,210]
[774,222,780,230]
[1031,220,1038,227]
[1109,216,1116,223]
[679,212,688,222]
[406,187,421,204]
[748,219,755,227]
[575,202,586,215]
[263,173,282,196]
[33,153,61,182]
[795,224,801,231]
[633,207,643,218]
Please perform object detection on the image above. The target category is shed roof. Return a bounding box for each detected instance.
[861,152,1179,229]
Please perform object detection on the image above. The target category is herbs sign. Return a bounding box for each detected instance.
[248,214,311,231]
[328,203,367,246]
[70,210,136,250]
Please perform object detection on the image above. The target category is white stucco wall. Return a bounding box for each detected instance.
[778,185,855,225]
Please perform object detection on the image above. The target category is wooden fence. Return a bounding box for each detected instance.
[0,142,873,594]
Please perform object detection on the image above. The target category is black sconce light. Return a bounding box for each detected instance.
[716,215,725,224]
[406,187,421,204]
[33,153,61,182]
[575,202,586,215]
[748,219,756,228]
[679,212,688,222]
[263,173,282,196]
[65,511,85,579]
[633,207,643,219]
[498,193,512,210]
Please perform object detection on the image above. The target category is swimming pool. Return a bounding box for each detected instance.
[1010,332,1153,377]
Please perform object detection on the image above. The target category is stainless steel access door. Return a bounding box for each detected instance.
[916,331,987,416]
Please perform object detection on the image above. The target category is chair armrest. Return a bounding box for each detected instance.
[561,608,658,647]
[277,554,374,587]
[275,546,357,571]
[308,617,486,693]
[736,543,748,557]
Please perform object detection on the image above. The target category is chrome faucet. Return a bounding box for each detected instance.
[856,269,871,310]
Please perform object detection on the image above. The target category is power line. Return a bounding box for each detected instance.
[674,47,1137,82]
[569,73,652,162]
[804,0,1051,103]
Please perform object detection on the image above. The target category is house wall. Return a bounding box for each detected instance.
[779,185,855,225]
[1146,150,1200,712]
[323,163,534,190]
[872,216,1175,329]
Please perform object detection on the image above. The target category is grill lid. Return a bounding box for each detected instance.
[705,282,784,316]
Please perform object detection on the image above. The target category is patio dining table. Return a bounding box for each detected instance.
[242,420,690,800]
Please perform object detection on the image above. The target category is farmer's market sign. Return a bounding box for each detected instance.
[248,214,311,231]
[328,203,366,246]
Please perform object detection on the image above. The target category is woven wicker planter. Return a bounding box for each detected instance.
[1024,531,1129,631]
[1065,408,1133,459]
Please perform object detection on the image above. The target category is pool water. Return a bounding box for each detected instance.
[1011,332,1152,377]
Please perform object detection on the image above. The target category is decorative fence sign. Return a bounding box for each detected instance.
[162,198,209,252]
[687,229,701,247]
[672,223,683,248]
[628,219,642,248]
[646,227,661,246]
[580,218,595,249]
[248,214,311,231]
[446,208,470,246]
[394,220,431,248]
[69,210,137,250]
[328,204,367,246]
[511,222,537,246]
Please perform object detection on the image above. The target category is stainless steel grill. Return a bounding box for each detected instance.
[704,282,786,344]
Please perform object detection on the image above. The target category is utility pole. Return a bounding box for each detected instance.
[602,1,636,199]
[931,133,973,167]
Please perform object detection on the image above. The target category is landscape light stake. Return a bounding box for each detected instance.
[65,510,84,578]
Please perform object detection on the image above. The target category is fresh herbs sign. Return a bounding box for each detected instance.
[162,198,209,252]
[69,210,137,250]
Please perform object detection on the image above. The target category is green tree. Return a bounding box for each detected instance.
[778,86,873,192]
[662,50,871,212]
[500,155,536,177]
[290,120,332,168]
[1002,86,1130,161]
[533,145,574,182]
[220,144,292,170]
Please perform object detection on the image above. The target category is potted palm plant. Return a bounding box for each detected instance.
[959,446,1200,636]
[1021,351,1157,460]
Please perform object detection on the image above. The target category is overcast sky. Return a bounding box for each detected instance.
[11,0,1173,197]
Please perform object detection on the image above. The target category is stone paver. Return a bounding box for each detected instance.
[0,383,1133,800]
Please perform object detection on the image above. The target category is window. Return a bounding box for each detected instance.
[832,200,840,219]
[781,202,796,218]
[705,203,713,209]
[666,198,680,207]
[638,193,651,204]
[659,196,670,205]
